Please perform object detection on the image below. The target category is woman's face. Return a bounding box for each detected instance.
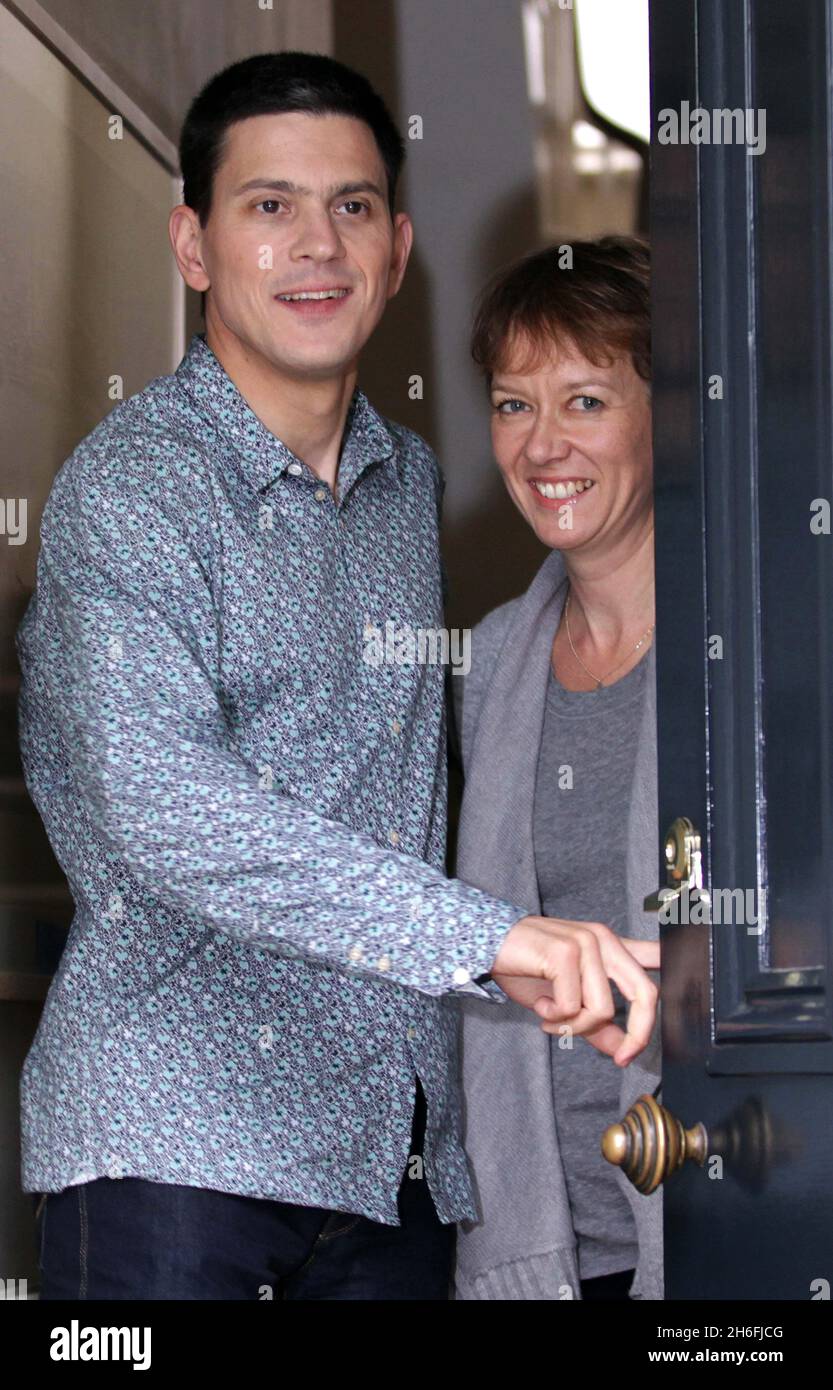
[489,334,653,559]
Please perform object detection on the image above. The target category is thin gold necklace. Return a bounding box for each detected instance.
[563,586,655,690]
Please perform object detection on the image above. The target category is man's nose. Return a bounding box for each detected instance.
[289,204,346,260]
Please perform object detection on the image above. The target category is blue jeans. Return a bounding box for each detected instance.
[33,1077,455,1300]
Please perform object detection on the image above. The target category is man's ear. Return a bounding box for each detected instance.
[386,212,414,301]
[169,205,211,294]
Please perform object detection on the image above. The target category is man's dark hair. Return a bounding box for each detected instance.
[179,51,406,315]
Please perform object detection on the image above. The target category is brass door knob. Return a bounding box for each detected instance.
[602,1093,708,1193]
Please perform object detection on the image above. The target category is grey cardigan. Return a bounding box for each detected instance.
[450,546,664,1300]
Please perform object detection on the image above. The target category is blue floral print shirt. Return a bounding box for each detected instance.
[15,332,525,1225]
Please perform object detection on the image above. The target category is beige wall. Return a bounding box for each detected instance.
[33,0,332,148]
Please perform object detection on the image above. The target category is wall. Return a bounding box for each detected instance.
[33,0,332,148]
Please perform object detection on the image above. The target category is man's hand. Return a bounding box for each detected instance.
[490,916,660,1066]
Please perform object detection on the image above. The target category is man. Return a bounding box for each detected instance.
[16,51,658,1300]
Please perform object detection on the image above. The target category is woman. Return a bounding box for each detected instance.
[451,236,663,1301]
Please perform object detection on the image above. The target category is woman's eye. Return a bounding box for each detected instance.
[572,395,603,411]
[494,398,528,414]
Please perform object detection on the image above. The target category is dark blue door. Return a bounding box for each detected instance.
[649,0,833,1299]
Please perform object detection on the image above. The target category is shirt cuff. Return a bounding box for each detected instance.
[451,972,512,1003]
[429,894,526,1001]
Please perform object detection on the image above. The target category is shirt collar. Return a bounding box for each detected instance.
[174,332,396,495]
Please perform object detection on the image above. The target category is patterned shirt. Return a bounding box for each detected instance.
[15,332,525,1225]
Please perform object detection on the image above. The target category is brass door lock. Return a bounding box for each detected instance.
[644,815,710,918]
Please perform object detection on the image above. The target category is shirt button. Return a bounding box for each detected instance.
[452,967,471,985]
[348,944,364,962]
[389,829,400,846]
[391,719,402,735]
[377,954,391,971]
[407,1025,416,1041]
[314,487,327,501]
[287,462,302,476]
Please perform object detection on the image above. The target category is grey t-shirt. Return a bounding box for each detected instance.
[533,650,649,1280]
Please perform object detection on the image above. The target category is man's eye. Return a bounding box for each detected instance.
[256,200,283,214]
[493,398,528,414]
[572,395,603,411]
[337,201,370,215]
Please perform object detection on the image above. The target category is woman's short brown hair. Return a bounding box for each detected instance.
[470,234,650,389]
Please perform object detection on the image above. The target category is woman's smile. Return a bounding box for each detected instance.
[527,476,597,506]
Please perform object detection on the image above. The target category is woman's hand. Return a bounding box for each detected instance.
[490,916,660,1066]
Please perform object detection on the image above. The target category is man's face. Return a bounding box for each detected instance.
[184,111,412,379]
